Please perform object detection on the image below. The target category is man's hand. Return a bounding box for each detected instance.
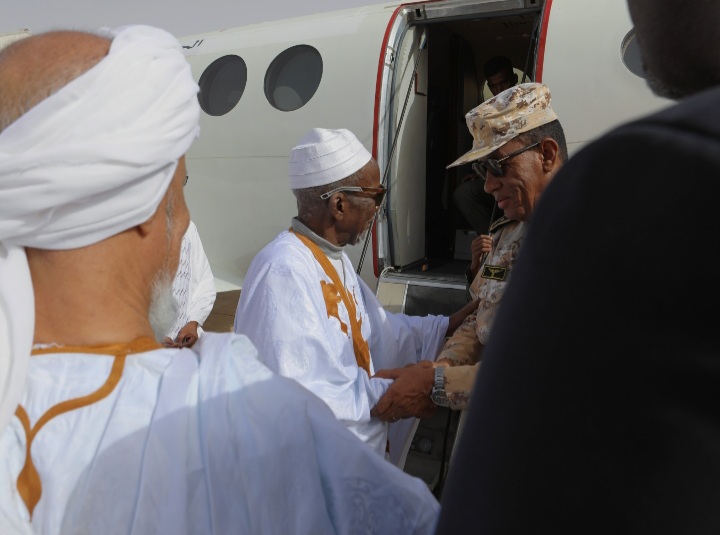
[469,234,493,279]
[371,361,436,421]
[164,321,200,348]
[446,299,479,337]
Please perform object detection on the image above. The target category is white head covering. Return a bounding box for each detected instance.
[288,128,372,189]
[0,25,200,436]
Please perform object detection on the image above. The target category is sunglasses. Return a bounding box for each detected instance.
[472,142,540,178]
[319,184,387,206]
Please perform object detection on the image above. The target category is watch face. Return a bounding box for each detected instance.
[431,388,450,407]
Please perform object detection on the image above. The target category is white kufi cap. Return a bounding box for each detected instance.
[289,128,372,189]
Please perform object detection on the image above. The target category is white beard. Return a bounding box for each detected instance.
[148,268,179,342]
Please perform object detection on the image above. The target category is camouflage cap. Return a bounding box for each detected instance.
[447,83,558,168]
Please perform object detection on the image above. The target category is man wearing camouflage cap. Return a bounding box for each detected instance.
[372,83,567,419]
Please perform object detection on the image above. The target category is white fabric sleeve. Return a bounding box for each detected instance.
[185,222,216,326]
[359,278,449,371]
[234,250,391,435]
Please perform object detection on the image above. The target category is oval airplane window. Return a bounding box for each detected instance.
[265,45,323,112]
[198,55,248,116]
[621,28,645,79]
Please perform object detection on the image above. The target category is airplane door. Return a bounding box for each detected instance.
[387,26,428,269]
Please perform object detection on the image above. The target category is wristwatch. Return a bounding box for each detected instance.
[430,366,450,407]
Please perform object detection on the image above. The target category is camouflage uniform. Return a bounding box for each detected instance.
[438,216,525,409]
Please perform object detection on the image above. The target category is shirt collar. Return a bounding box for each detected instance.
[291,218,344,260]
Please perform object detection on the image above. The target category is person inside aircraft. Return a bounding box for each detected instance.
[163,215,216,349]
[371,83,567,418]
[0,27,440,534]
[453,55,520,280]
[436,0,720,532]
[483,55,519,97]
[233,127,479,459]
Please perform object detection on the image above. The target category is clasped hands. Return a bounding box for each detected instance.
[371,298,479,422]
[370,361,439,422]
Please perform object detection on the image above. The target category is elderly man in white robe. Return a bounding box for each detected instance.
[0,27,439,534]
[234,128,477,459]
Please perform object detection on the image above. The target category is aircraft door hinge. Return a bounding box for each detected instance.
[408,5,427,22]
[384,46,396,68]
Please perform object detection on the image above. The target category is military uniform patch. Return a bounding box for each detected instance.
[481,264,508,281]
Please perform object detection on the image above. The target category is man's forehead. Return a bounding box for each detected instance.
[488,70,512,80]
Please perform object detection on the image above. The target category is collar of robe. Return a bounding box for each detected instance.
[290,217,344,260]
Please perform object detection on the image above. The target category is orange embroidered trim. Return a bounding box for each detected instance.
[321,281,348,335]
[290,230,371,374]
[16,337,160,518]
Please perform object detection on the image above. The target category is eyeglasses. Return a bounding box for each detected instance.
[184,175,189,187]
[472,142,540,178]
[319,184,387,206]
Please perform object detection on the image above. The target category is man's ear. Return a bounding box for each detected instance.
[137,210,159,237]
[540,137,560,172]
[512,72,519,85]
[327,193,348,221]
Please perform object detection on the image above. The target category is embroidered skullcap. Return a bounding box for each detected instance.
[0,25,200,435]
[289,128,372,189]
[448,83,557,168]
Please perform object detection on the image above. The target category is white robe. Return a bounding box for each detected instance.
[234,227,448,457]
[0,333,439,534]
[167,220,216,339]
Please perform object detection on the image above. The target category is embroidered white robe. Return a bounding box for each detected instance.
[234,224,448,457]
[167,220,216,340]
[0,333,439,534]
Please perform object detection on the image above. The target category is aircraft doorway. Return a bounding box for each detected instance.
[382,8,542,287]
[377,3,544,493]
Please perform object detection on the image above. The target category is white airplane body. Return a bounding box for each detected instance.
[180,0,667,297]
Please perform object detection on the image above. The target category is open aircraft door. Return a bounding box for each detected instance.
[385,26,428,271]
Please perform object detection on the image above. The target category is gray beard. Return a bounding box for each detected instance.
[148,269,179,343]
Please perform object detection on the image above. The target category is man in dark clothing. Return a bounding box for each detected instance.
[436,1,720,533]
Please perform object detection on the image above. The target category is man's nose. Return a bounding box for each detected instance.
[484,173,500,194]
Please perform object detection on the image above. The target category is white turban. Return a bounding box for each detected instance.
[288,128,372,189]
[0,25,200,435]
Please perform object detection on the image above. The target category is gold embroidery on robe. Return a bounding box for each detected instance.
[290,229,371,374]
[321,280,348,335]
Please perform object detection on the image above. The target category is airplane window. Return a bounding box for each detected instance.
[198,55,248,116]
[621,28,645,79]
[265,45,323,112]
